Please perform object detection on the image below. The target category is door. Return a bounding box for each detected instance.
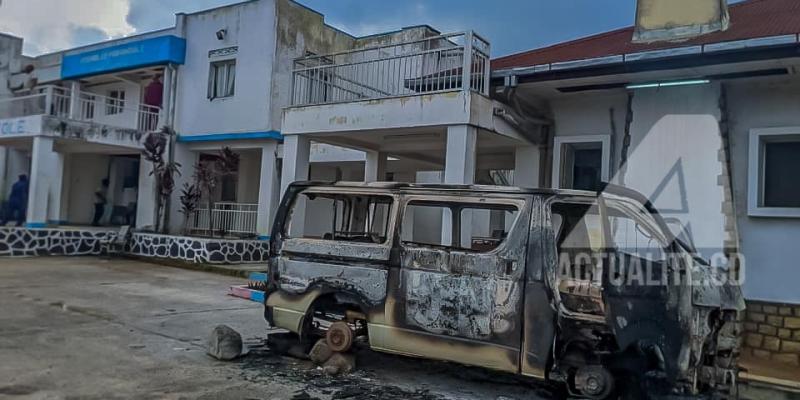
[598,195,684,379]
[375,194,530,373]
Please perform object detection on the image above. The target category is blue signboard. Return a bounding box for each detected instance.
[61,35,186,79]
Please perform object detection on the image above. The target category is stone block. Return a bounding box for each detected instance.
[772,353,800,366]
[745,333,763,348]
[779,329,792,339]
[780,307,794,316]
[746,303,762,313]
[206,324,242,361]
[758,325,777,336]
[309,339,333,365]
[322,352,356,376]
[752,349,771,359]
[767,315,784,327]
[744,322,758,332]
[748,312,766,323]
[782,340,800,353]
[794,331,800,341]
[763,336,781,352]
[785,317,800,329]
[763,305,778,315]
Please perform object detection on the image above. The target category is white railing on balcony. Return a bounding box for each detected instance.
[187,202,259,236]
[0,85,162,132]
[291,31,490,106]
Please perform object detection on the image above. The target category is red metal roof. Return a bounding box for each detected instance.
[492,0,800,70]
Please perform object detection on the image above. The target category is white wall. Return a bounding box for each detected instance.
[727,78,800,303]
[66,154,110,224]
[174,0,277,136]
[551,86,728,263]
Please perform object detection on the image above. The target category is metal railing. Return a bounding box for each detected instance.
[291,31,490,106]
[0,85,162,132]
[188,202,259,236]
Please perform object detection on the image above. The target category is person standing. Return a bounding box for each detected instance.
[92,179,109,226]
[143,74,163,130]
[0,174,29,226]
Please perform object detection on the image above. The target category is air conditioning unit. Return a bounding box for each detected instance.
[633,0,730,43]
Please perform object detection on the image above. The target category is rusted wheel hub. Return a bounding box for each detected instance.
[326,321,354,353]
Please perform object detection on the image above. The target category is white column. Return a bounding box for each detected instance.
[136,153,157,230]
[364,150,387,182]
[0,147,7,198]
[166,143,198,234]
[256,142,279,239]
[443,125,477,247]
[280,135,311,197]
[280,135,311,236]
[26,136,62,227]
[161,66,174,128]
[59,154,72,223]
[68,81,81,119]
[514,145,541,188]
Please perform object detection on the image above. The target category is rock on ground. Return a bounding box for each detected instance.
[206,324,243,361]
[308,339,333,365]
[323,352,356,376]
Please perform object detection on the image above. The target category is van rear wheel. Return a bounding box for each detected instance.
[326,321,354,352]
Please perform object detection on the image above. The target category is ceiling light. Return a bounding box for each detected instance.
[626,79,710,90]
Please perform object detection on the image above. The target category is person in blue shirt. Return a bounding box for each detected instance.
[1,175,29,227]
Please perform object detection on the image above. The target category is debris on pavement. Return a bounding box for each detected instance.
[206,324,243,360]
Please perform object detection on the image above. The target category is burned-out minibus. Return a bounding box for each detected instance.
[263,182,744,399]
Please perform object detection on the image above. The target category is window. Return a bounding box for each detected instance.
[748,128,800,217]
[552,135,610,191]
[401,201,518,252]
[105,90,125,115]
[208,59,236,99]
[607,204,667,262]
[285,191,392,244]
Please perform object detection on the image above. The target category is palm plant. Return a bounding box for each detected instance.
[179,183,202,234]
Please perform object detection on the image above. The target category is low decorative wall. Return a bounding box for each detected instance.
[743,300,800,366]
[126,232,269,264]
[0,227,117,257]
[0,228,269,265]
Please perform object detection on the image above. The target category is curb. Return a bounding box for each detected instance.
[122,254,260,279]
[739,372,800,400]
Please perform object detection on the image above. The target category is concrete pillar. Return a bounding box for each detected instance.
[136,153,157,230]
[280,135,311,236]
[59,154,71,223]
[0,147,7,200]
[26,136,62,227]
[68,81,81,119]
[166,143,198,234]
[514,145,541,188]
[443,125,477,247]
[364,151,387,182]
[280,135,310,197]
[161,66,174,128]
[256,142,279,239]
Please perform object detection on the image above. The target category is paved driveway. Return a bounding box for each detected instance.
[0,257,551,399]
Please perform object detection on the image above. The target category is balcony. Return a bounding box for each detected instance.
[290,31,490,107]
[0,85,161,133]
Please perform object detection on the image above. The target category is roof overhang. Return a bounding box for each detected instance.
[492,34,800,86]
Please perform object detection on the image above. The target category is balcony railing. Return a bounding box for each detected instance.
[291,31,490,106]
[187,202,259,237]
[0,85,162,132]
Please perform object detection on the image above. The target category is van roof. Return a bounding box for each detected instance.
[289,180,599,197]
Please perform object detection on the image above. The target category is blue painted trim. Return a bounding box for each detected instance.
[250,290,265,303]
[25,222,47,228]
[249,272,268,282]
[257,235,271,241]
[177,131,283,143]
[61,35,186,79]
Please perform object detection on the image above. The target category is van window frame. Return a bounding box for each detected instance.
[398,194,524,254]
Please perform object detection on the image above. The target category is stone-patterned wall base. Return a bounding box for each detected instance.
[0,227,117,257]
[743,300,800,366]
[126,233,269,264]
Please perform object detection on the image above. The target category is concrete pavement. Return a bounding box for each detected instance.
[0,257,551,400]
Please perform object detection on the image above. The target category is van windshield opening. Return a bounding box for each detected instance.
[285,191,393,244]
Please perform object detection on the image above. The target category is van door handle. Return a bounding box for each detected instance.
[504,259,515,275]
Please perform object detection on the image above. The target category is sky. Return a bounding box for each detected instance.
[0,0,641,57]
